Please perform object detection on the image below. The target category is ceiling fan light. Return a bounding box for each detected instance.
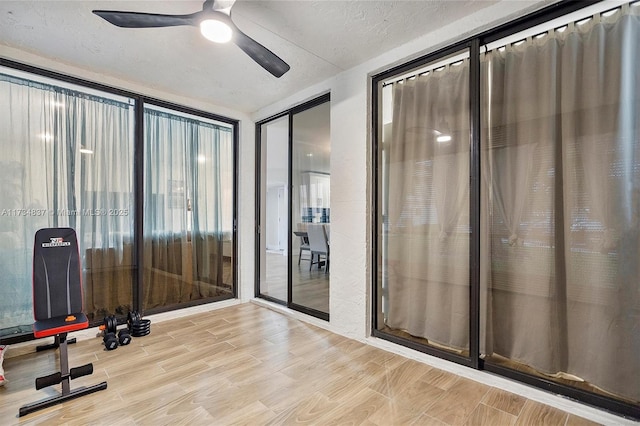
[200,19,232,43]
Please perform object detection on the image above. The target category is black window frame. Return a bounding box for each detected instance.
[371,0,639,419]
[255,93,331,321]
[0,57,239,345]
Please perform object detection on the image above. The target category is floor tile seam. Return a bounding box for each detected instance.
[310,388,382,425]
[458,399,488,426]
[486,401,523,420]
[417,386,470,425]
[415,368,459,392]
[366,381,444,421]
[517,399,570,425]
[291,391,346,424]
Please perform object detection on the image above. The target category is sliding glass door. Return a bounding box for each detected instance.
[480,3,639,406]
[257,95,330,319]
[143,106,235,313]
[0,69,135,332]
[0,63,238,343]
[258,116,289,303]
[373,1,639,417]
[375,50,472,361]
[291,101,331,315]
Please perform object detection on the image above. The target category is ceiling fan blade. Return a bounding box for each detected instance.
[232,28,290,78]
[211,0,236,15]
[92,10,200,28]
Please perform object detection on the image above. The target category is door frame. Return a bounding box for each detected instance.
[255,93,331,321]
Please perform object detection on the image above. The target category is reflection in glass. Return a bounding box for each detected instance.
[259,116,289,302]
[292,102,330,315]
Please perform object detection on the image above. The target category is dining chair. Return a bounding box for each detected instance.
[294,231,311,265]
[306,224,329,273]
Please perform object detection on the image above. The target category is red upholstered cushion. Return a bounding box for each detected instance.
[33,312,88,339]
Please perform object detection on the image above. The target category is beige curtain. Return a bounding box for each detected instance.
[386,60,470,351]
[482,4,639,402]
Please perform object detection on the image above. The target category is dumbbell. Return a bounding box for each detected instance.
[126,311,141,329]
[101,316,118,350]
[103,331,118,351]
[117,327,132,345]
[127,311,151,337]
[101,315,132,350]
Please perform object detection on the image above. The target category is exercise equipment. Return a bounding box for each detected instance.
[127,311,151,337]
[100,316,132,349]
[98,311,149,350]
[19,228,107,417]
[103,332,119,351]
[0,344,6,387]
[36,336,77,352]
[130,319,151,337]
[126,311,141,329]
[118,328,132,345]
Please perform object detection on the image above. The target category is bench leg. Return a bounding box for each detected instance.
[19,333,108,417]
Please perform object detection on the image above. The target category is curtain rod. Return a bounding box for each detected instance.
[381,0,634,88]
[381,51,469,87]
[0,65,134,105]
[483,0,631,53]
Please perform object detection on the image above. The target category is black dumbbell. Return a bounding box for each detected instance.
[127,311,151,337]
[103,332,118,350]
[118,328,132,345]
[130,319,151,337]
[127,311,142,329]
[102,315,132,348]
[103,315,118,334]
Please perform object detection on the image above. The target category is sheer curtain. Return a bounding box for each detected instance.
[482,4,639,402]
[143,108,232,310]
[0,72,134,330]
[192,123,233,297]
[385,58,470,351]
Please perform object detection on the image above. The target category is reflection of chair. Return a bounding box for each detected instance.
[294,231,311,265]
[307,224,329,273]
[19,228,107,417]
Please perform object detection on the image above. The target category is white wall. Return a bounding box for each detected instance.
[252,0,553,340]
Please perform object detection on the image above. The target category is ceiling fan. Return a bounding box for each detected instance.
[92,0,290,78]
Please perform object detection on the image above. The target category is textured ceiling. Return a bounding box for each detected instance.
[0,0,498,113]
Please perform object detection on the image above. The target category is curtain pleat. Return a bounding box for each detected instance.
[482,6,640,401]
[386,60,471,351]
[384,4,639,402]
[143,109,232,310]
[0,74,134,325]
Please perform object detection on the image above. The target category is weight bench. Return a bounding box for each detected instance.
[19,228,107,417]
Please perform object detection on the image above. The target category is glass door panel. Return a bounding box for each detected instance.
[0,70,135,334]
[480,6,640,404]
[376,50,471,356]
[258,116,289,303]
[291,102,330,315]
[143,107,234,312]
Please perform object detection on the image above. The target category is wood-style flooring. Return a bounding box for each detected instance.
[261,251,329,313]
[0,303,604,425]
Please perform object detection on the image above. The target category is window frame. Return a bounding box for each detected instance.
[0,58,239,344]
[371,0,639,419]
